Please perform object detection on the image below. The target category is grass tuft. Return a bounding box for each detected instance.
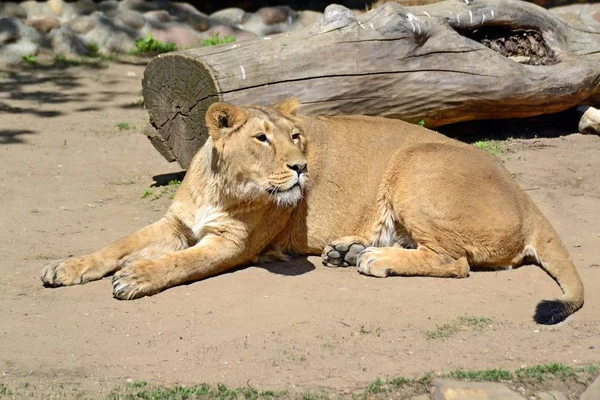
[22,54,38,65]
[474,140,505,155]
[202,33,236,47]
[116,122,134,131]
[450,368,513,382]
[108,382,286,400]
[130,34,177,55]
[425,316,491,340]
[516,363,577,381]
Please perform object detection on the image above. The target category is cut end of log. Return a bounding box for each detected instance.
[142,53,221,168]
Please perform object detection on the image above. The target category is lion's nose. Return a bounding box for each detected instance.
[287,162,307,174]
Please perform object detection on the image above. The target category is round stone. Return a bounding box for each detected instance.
[117,9,146,30]
[0,3,28,20]
[27,16,61,34]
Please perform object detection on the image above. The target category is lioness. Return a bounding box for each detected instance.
[41,98,584,325]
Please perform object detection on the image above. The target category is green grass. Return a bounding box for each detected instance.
[116,122,134,131]
[86,43,100,56]
[130,34,177,55]
[474,140,505,155]
[127,381,148,388]
[0,383,13,396]
[141,180,181,201]
[449,368,513,382]
[301,391,330,400]
[108,383,286,400]
[418,119,426,127]
[358,324,381,336]
[22,54,38,65]
[202,33,236,47]
[516,363,578,382]
[3,364,600,400]
[425,316,491,340]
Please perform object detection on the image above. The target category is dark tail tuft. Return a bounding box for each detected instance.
[534,299,573,325]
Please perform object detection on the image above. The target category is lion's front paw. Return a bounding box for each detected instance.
[322,236,368,268]
[41,257,94,287]
[112,260,163,300]
[356,247,394,278]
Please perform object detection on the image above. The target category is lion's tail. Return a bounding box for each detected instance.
[530,221,584,325]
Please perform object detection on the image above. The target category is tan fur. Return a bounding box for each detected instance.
[41,99,584,324]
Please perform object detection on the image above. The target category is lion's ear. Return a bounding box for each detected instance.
[275,97,301,117]
[205,102,247,140]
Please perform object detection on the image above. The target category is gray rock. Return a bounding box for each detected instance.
[98,0,119,17]
[535,391,567,400]
[149,23,200,48]
[0,17,40,45]
[209,8,247,26]
[48,0,64,16]
[168,3,209,32]
[577,105,600,135]
[0,37,38,64]
[82,15,138,54]
[410,395,431,400]
[432,379,526,400]
[49,26,88,55]
[0,17,21,43]
[117,9,146,30]
[143,10,173,23]
[0,3,28,20]
[26,16,61,34]
[580,374,600,400]
[67,15,97,34]
[20,1,53,19]
[257,6,296,25]
[74,0,96,15]
[120,0,159,13]
[239,12,299,36]
[182,13,209,32]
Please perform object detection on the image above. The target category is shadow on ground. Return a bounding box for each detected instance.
[439,109,581,143]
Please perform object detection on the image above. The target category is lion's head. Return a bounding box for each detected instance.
[205,97,308,207]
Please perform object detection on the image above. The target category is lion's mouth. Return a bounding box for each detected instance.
[267,182,300,194]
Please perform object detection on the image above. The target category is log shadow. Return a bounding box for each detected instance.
[151,171,187,187]
[438,108,581,144]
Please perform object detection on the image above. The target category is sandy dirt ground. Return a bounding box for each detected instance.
[1,62,599,398]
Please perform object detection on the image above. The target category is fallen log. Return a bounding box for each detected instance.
[142,0,600,168]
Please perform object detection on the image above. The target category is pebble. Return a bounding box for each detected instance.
[26,16,61,34]
[0,17,21,43]
[0,3,28,20]
[48,0,64,16]
[581,374,600,400]
[535,390,568,400]
[67,15,96,34]
[578,106,600,136]
[117,9,146,30]
[432,379,526,400]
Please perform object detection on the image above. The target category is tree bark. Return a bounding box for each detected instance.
[142,0,600,168]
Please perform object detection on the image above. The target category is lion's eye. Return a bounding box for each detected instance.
[291,132,301,141]
[255,134,269,143]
